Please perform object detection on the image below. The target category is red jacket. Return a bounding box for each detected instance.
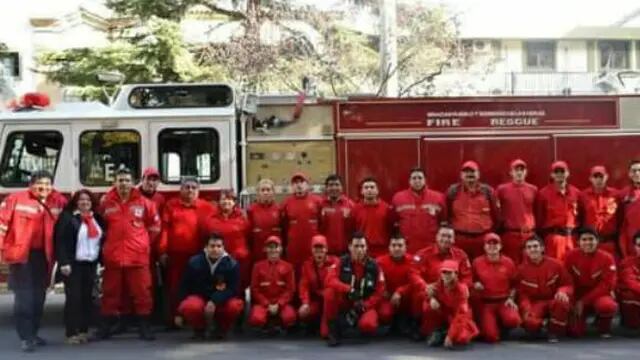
[618,255,640,295]
[247,201,282,262]
[158,197,216,256]
[391,188,447,253]
[578,187,618,238]
[448,183,498,234]
[618,186,640,257]
[326,257,385,310]
[298,255,339,304]
[535,184,580,231]
[280,193,322,266]
[204,209,249,261]
[352,200,392,257]
[565,249,617,306]
[432,280,472,315]
[496,182,537,231]
[376,253,415,297]
[139,188,166,215]
[100,188,161,267]
[516,256,573,304]
[0,190,67,266]
[472,255,517,300]
[250,258,295,306]
[412,245,472,290]
[319,195,354,255]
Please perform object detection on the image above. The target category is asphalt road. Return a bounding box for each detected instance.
[1,293,639,359]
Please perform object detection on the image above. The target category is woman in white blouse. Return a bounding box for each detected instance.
[54,189,105,345]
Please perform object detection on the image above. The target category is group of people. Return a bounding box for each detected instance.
[2,158,640,352]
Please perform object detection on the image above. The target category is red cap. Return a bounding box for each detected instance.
[461,161,479,171]
[142,167,160,179]
[311,235,328,248]
[483,232,501,244]
[551,161,569,171]
[590,165,607,176]
[440,260,459,273]
[290,172,308,183]
[265,235,282,246]
[510,159,527,169]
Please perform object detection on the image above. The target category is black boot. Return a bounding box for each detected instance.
[138,317,156,341]
[327,321,341,347]
[92,316,116,341]
[409,318,424,341]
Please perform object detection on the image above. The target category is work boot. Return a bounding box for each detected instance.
[138,317,156,341]
[92,316,117,341]
[409,318,424,341]
[21,340,35,353]
[426,329,446,347]
[327,321,341,347]
[32,336,47,346]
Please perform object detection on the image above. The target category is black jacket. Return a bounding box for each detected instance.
[178,252,239,305]
[54,210,106,267]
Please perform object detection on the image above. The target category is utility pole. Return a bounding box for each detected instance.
[380,0,398,97]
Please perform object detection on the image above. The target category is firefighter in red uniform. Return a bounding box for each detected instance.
[96,167,161,341]
[536,161,580,261]
[496,159,537,264]
[410,225,472,339]
[565,228,618,338]
[298,235,339,336]
[420,260,479,349]
[0,170,67,352]
[281,172,322,271]
[248,236,297,331]
[472,233,521,343]
[353,177,392,258]
[376,232,415,329]
[158,177,217,320]
[447,161,498,260]
[204,190,250,291]
[578,166,619,258]
[516,236,573,343]
[139,167,166,214]
[320,175,354,256]
[391,167,446,254]
[174,233,244,339]
[618,231,640,329]
[247,178,282,263]
[618,160,640,257]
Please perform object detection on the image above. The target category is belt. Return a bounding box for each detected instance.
[454,230,489,237]
[599,233,618,243]
[504,228,534,234]
[542,227,573,236]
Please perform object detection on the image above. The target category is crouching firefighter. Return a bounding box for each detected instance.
[323,231,385,347]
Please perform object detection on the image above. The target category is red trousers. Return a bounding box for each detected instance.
[177,295,244,332]
[248,304,296,328]
[378,296,412,325]
[420,302,478,345]
[543,234,574,262]
[619,290,640,329]
[101,266,152,316]
[166,253,194,317]
[477,300,521,342]
[501,231,533,264]
[322,288,379,335]
[455,233,485,260]
[568,296,618,336]
[298,299,329,337]
[520,299,570,336]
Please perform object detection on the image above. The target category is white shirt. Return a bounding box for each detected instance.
[75,217,103,262]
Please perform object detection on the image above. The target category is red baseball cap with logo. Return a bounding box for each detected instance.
[142,167,160,179]
[590,165,607,176]
[290,172,308,183]
[265,235,282,246]
[440,260,459,273]
[461,160,479,171]
[311,235,328,248]
[551,161,569,171]
[483,232,501,244]
[510,159,527,169]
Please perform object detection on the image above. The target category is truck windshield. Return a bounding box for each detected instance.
[0,131,63,187]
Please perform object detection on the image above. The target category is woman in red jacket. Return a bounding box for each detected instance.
[205,190,251,292]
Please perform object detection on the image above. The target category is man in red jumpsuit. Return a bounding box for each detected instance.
[618,160,640,257]
[320,174,354,256]
[298,235,339,336]
[618,231,640,329]
[174,233,244,339]
[375,233,415,330]
[248,236,297,332]
[496,159,537,264]
[565,228,617,338]
[420,260,479,349]
[281,172,322,271]
[578,166,619,258]
[139,167,166,214]
[516,236,573,343]
[410,225,472,339]
[536,160,580,261]
[323,231,385,346]
[247,178,282,263]
[472,233,521,343]
[0,170,67,352]
[353,177,392,258]
[96,167,161,341]
[447,161,498,260]
[391,167,446,254]
[158,177,217,320]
